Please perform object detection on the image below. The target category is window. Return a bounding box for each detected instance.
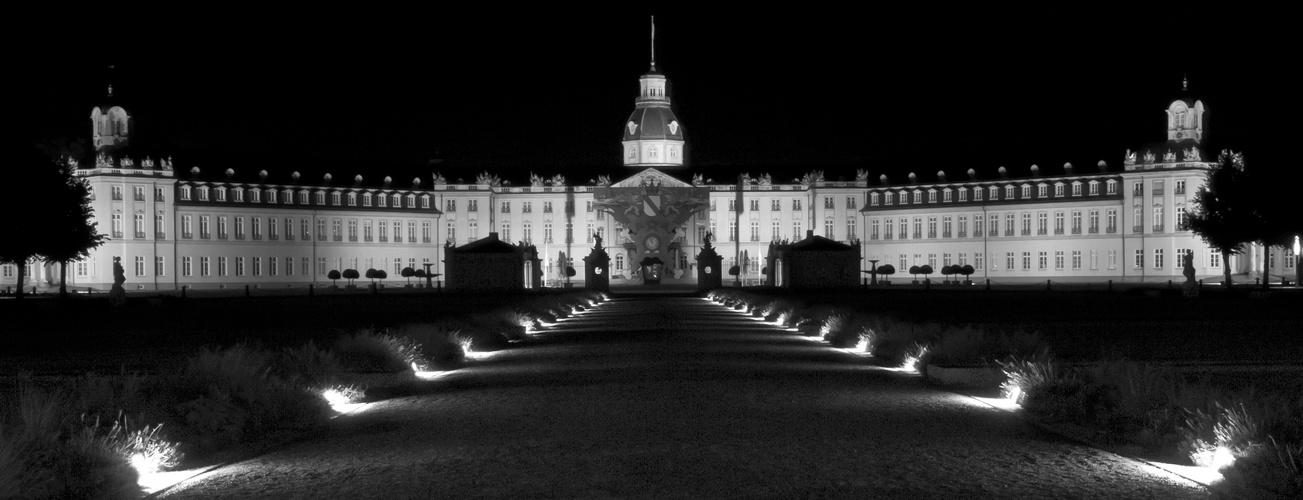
[944,216,953,238]
[468,200,478,212]
[771,199,782,211]
[1022,185,1032,198]
[899,218,908,239]
[446,199,456,212]
[1042,185,1051,197]
[824,196,835,209]
[183,256,192,277]
[421,221,430,243]
[236,257,245,276]
[311,219,320,240]
[1004,186,1014,199]
[1133,181,1143,196]
[219,256,229,276]
[973,215,982,237]
[1107,209,1117,233]
[134,256,145,276]
[330,192,340,205]
[254,257,261,276]
[913,191,922,204]
[958,189,968,202]
[299,191,309,204]
[1054,212,1064,235]
[1055,251,1064,270]
[218,217,228,239]
[200,216,210,238]
[1054,184,1064,197]
[1153,206,1164,232]
[379,220,388,242]
[750,199,760,212]
[824,217,834,238]
[446,220,457,243]
[1005,213,1014,237]
[913,217,923,239]
[927,216,937,238]
[364,220,373,242]
[317,257,326,275]
[1088,210,1099,233]
[1108,250,1117,269]
[728,199,736,212]
[235,189,245,203]
[1022,213,1031,236]
[792,199,802,211]
[943,253,952,267]
[884,218,893,240]
[180,186,191,201]
[332,219,342,241]
[1017,252,1027,270]
[792,220,803,240]
[391,194,400,207]
[522,201,532,213]
[846,219,856,240]
[199,187,210,201]
[269,217,279,240]
[846,196,857,209]
[235,217,246,239]
[1038,251,1047,270]
[1154,248,1164,269]
[927,191,937,203]
[348,220,358,241]
[942,190,952,203]
[543,222,552,243]
[134,213,145,238]
[751,220,760,241]
[771,220,782,241]
[523,221,532,243]
[201,257,210,276]
[884,192,893,205]
[975,252,984,270]
[1090,181,1100,196]
[900,254,908,271]
[870,219,880,240]
[1134,249,1144,269]
[111,213,123,238]
[729,220,736,241]
[1209,250,1221,268]
[615,254,624,271]
[1176,208,1189,231]
[928,253,937,268]
[1070,211,1081,234]
[362,193,372,206]
[1071,183,1081,196]
[1175,180,1186,195]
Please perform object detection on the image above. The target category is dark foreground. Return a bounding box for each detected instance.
[160,296,1206,499]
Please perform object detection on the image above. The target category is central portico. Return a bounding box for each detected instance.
[595,169,708,285]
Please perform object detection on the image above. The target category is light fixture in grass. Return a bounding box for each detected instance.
[321,385,366,413]
[899,343,929,373]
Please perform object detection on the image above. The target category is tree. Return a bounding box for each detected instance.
[919,265,934,283]
[401,266,415,285]
[342,269,360,285]
[941,265,955,281]
[960,265,975,283]
[365,268,377,284]
[1188,150,1256,289]
[908,265,921,281]
[40,157,106,298]
[1,150,74,299]
[327,270,341,287]
[877,264,896,283]
[374,269,387,284]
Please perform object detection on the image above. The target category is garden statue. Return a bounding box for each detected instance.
[109,261,127,307]
[1182,250,1199,298]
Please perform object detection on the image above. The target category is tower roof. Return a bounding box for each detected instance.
[623,106,683,141]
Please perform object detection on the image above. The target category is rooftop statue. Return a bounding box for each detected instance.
[1164,150,1177,163]
[141,157,154,169]
[1124,149,1136,165]
[432,172,447,185]
[758,173,772,187]
[120,157,134,168]
[1184,147,1201,162]
[549,174,567,187]
[691,173,704,186]
[529,172,545,187]
[476,171,502,187]
[1143,150,1156,164]
[161,157,173,170]
[596,175,612,187]
[855,169,869,182]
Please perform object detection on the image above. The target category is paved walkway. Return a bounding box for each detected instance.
[162,296,1207,499]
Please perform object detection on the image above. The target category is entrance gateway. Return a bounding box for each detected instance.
[594,172,708,286]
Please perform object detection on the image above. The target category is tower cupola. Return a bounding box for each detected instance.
[91,67,130,153]
[622,16,685,168]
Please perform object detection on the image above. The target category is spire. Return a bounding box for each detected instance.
[107,65,115,98]
[650,16,656,70]
[1182,72,1188,92]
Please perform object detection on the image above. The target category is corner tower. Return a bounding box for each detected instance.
[90,68,130,153]
[622,17,685,168]
[1166,76,1206,143]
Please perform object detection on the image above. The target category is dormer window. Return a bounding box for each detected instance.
[181,186,192,201]
[363,193,372,207]
[884,192,893,205]
[1053,184,1064,197]
[927,190,937,203]
[912,191,922,204]
[378,194,387,207]
[198,187,209,201]
[1037,184,1047,197]
[347,193,357,206]
[973,188,983,201]
[233,189,243,202]
[215,188,226,202]
[943,189,953,202]
[1071,182,1082,196]
[870,192,881,206]
[331,192,341,205]
[1003,186,1013,199]
[1022,185,1032,198]
[1105,180,1117,195]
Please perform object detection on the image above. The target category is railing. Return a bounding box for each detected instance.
[956,232,964,238]
[182,232,193,239]
[912,232,922,239]
[1132,226,1143,234]
[218,233,228,240]
[871,234,879,240]
[349,236,358,242]
[112,193,123,200]
[928,231,937,238]
[201,232,211,239]
[1153,189,1164,196]
[134,194,146,201]
[1106,226,1116,234]
[1022,230,1032,236]
[333,235,342,242]
[134,232,146,239]
[1055,229,1064,235]
[883,233,892,240]
[235,234,245,240]
[112,231,124,238]
[1153,225,1164,233]
[1071,228,1081,235]
[379,237,387,242]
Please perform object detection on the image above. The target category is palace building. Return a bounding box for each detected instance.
[3,51,1292,292]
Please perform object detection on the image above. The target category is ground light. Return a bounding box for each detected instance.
[322,387,367,414]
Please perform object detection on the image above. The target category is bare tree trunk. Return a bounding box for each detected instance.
[1262,244,1271,291]
[58,260,68,299]
[14,261,26,299]
[1222,250,1233,290]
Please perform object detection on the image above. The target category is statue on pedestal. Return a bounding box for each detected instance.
[109,261,127,307]
[1182,250,1199,298]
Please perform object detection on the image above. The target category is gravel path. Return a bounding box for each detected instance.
[161,296,1208,499]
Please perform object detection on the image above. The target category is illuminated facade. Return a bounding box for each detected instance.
[3,68,1290,291]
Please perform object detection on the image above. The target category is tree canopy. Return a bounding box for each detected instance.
[0,149,104,299]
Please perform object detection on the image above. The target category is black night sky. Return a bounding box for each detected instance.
[9,9,1295,184]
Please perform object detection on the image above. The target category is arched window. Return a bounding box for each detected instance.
[648,146,658,159]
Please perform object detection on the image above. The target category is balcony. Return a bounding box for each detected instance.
[912,232,922,239]
[1022,230,1032,236]
[394,236,403,243]
[112,193,123,201]
[1055,229,1064,235]
[1005,230,1015,237]
[254,234,263,241]
[218,233,228,240]
[134,232,146,239]
[182,232,193,239]
[333,235,342,242]
[1071,228,1081,235]
[1132,226,1143,234]
[957,232,965,238]
[379,236,387,242]
[112,231,124,238]
[884,233,892,240]
[990,229,999,237]
[1038,229,1048,236]
[155,233,166,240]
[134,194,146,201]
[870,234,879,240]
[928,231,937,239]
[1088,227,1098,234]
[1107,226,1117,234]
[348,236,358,242]
[200,232,211,239]
[1153,225,1164,233]
[423,237,432,243]
[942,232,952,238]
[235,234,245,240]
